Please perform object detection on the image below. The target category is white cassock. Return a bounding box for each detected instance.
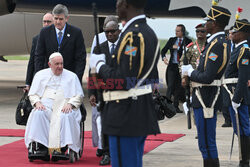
[25,68,84,154]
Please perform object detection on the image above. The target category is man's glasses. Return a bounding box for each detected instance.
[196,30,206,33]
[43,20,52,23]
[104,29,118,34]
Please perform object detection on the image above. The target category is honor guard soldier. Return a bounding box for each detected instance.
[182,5,231,167]
[223,18,250,167]
[89,0,160,166]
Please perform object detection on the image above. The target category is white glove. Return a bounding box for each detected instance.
[89,53,106,73]
[232,101,240,114]
[183,102,188,115]
[181,64,194,77]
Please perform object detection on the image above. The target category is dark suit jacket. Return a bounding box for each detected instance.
[25,35,39,86]
[35,23,86,82]
[161,37,192,64]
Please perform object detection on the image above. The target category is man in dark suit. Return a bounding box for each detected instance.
[161,24,192,113]
[35,4,86,83]
[89,0,160,166]
[88,15,121,166]
[24,12,53,91]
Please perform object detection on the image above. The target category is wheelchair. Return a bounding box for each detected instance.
[28,104,86,163]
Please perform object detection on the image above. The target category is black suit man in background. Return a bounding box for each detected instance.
[161,24,192,113]
[88,15,121,166]
[35,4,86,83]
[24,12,53,91]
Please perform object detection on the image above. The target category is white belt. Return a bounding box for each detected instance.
[103,84,152,102]
[195,87,221,118]
[192,80,222,88]
[42,88,57,100]
[222,78,238,85]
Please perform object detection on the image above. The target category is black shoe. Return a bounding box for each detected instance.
[0,56,7,62]
[96,149,103,157]
[51,150,68,161]
[175,107,183,113]
[238,160,249,167]
[100,154,111,166]
[34,144,48,156]
[221,122,232,127]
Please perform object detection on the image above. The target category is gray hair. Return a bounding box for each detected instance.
[103,15,118,29]
[104,21,119,30]
[52,4,69,17]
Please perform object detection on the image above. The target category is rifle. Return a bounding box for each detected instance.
[91,3,104,112]
[182,36,192,129]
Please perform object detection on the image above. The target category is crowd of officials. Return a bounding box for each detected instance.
[18,0,250,167]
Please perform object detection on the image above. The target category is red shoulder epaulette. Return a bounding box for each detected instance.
[186,42,194,48]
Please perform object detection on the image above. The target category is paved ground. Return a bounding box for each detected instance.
[0,59,240,166]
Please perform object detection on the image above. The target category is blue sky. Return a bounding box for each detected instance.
[147,18,205,39]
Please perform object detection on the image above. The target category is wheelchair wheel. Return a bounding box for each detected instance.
[79,121,84,158]
[69,149,75,163]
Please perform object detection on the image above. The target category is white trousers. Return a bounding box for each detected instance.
[91,106,102,149]
[25,98,82,153]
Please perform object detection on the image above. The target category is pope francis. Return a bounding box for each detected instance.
[25,52,84,160]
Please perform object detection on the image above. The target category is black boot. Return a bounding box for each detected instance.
[239,136,250,167]
[203,159,210,167]
[96,149,103,157]
[247,137,250,160]
[238,160,249,167]
[210,158,220,167]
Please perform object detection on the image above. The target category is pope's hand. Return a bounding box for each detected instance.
[181,64,194,77]
[89,53,106,70]
[232,101,240,114]
[35,101,46,111]
[62,103,73,113]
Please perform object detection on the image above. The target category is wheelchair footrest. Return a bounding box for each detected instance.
[51,154,69,161]
[28,153,50,161]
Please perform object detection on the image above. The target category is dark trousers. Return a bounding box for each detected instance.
[194,108,218,159]
[222,106,231,124]
[102,134,109,155]
[229,105,250,136]
[165,64,184,108]
[109,136,146,167]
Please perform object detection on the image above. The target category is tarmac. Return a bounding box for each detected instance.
[0,59,241,167]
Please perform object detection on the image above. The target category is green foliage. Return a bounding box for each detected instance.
[159,39,168,50]
[3,56,29,60]
[86,47,91,53]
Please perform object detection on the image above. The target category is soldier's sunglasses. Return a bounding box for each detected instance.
[196,30,206,33]
[104,29,118,34]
